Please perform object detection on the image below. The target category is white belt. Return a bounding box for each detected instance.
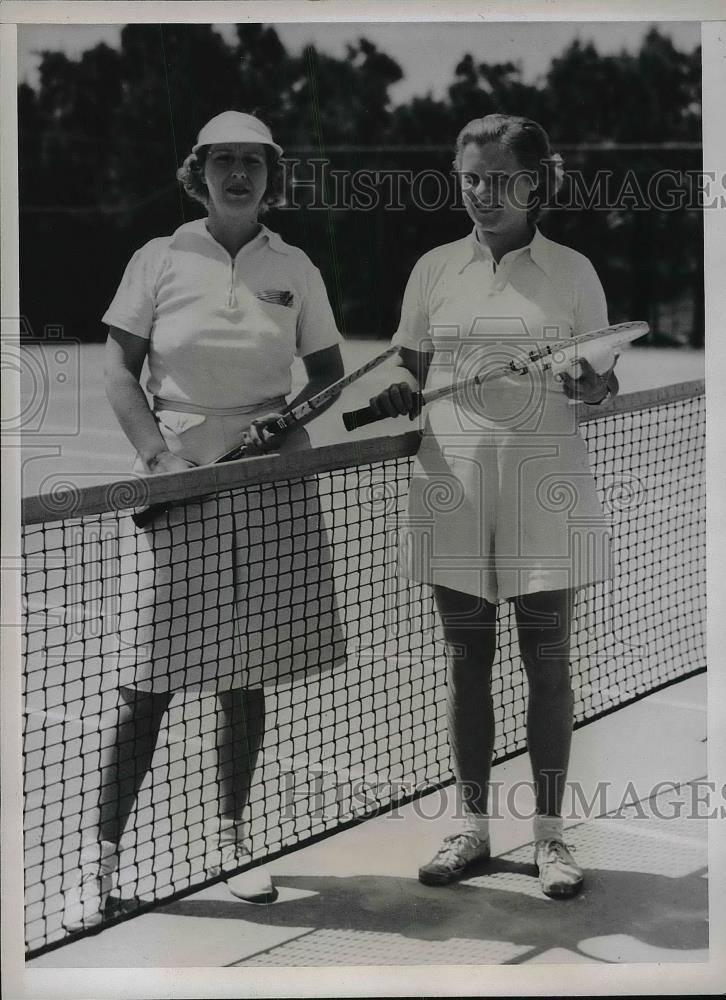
[153,395,287,417]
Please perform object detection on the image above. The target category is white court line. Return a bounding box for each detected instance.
[646,697,707,713]
[586,818,708,850]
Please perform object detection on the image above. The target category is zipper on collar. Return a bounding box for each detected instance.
[228,256,238,308]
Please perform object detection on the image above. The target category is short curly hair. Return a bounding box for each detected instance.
[176,144,285,214]
[453,114,564,223]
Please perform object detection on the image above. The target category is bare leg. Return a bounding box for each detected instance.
[432,585,498,817]
[211,687,275,901]
[97,685,172,846]
[417,585,496,885]
[65,684,172,930]
[216,687,266,822]
[513,588,575,818]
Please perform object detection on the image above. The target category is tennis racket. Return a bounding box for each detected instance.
[342,321,648,431]
[132,345,399,527]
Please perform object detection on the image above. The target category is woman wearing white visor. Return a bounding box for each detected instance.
[63,111,345,930]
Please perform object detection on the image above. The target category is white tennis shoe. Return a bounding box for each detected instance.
[418,830,491,885]
[534,838,584,898]
[205,819,277,903]
[62,841,118,932]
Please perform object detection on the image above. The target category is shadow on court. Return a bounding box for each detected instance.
[157,857,708,965]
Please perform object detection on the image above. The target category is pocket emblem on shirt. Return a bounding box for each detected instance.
[256,289,295,307]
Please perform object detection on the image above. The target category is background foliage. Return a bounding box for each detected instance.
[18,24,702,344]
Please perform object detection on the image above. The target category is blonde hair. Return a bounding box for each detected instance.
[454,114,564,222]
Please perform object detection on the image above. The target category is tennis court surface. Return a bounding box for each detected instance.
[26,672,707,967]
[20,380,708,967]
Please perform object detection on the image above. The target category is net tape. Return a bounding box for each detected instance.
[21,381,705,953]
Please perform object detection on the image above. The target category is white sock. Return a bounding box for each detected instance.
[533,814,564,843]
[218,817,245,844]
[463,812,490,842]
[79,840,118,872]
[204,817,242,834]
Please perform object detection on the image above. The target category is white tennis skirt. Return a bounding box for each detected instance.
[113,405,347,693]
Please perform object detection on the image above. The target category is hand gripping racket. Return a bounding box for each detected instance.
[132,345,399,528]
[342,321,648,431]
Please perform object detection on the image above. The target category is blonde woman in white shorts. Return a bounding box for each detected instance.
[370,114,619,899]
[63,111,345,930]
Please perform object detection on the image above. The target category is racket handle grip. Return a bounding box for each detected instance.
[132,502,170,528]
[342,394,423,431]
[342,405,381,431]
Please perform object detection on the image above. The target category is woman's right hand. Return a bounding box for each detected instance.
[369,382,422,422]
[146,449,196,475]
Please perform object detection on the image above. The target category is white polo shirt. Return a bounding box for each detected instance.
[103,220,342,409]
[392,226,608,407]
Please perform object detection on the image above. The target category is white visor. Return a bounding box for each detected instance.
[192,111,282,156]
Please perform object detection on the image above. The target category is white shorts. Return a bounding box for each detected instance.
[399,392,612,604]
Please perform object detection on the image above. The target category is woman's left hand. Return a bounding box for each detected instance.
[247,412,286,451]
[559,358,619,404]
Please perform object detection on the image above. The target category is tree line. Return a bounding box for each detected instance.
[18,23,703,344]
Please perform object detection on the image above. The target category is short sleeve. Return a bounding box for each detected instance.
[102,241,165,340]
[572,257,609,337]
[296,263,342,357]
[391,257,431,352]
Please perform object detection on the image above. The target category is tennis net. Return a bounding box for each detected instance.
[21,379,705,955]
